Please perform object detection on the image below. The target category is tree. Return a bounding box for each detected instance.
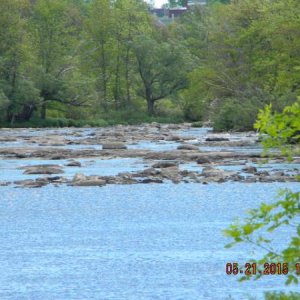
[30,0,84,119]
[224,100,300,286]
[113,0,150,108]
[177,0,300,129]
[0,0,40,123]
[83,0,150,112]
[133,35,190,115]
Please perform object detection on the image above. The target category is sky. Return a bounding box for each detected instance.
[155,0,167,7]
[151,0,168,8]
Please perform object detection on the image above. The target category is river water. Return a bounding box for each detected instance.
[0,182,299,299]
[0,126,299,299]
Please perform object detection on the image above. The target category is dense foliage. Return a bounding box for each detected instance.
[176,0,300,129]
[0,0,300,129]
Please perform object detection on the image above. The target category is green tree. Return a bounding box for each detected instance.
[133,35,190,115]
[113,0,150,109]
[0,0,40,123]
[177,0,300,129]
[30,0,84,119]
[83,0,150,113]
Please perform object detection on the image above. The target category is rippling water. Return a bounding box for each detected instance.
[0,183,299,299]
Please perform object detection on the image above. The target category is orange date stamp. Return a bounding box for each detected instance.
[226,262,300,275]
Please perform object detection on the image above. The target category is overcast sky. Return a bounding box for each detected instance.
[155,0,167,7]
[151,0,168,8]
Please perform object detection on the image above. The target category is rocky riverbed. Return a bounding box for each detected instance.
[0,123,299,188]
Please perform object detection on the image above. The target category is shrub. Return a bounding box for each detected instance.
[212,98,261,131]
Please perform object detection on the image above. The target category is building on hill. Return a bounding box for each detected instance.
[150,0,206,20]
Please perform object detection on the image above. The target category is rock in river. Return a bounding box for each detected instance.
[177,144,199,151]
[65,160,82,167]
[242,166,257,174]
[22,164,64,175]
[102,142,127,150]
[152,161,178,168]
[205,137,229,142]
[71,173,106,187]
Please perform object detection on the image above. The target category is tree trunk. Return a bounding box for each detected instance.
[146,86,154,115]
[101,43,108,111]
[124,45,131,107]
[17,104,36,121]
[147,98,154,115]
[41,101,46,119]
[114,40,121,109]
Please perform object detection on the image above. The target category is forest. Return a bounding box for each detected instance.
[0,0,299,130]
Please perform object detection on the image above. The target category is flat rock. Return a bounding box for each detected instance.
[165,135,181,141]
[71,179,106,186]
[14,179,48,188]
[205,137,230,142]
[22,165,64,175]
[102,142,127,150]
